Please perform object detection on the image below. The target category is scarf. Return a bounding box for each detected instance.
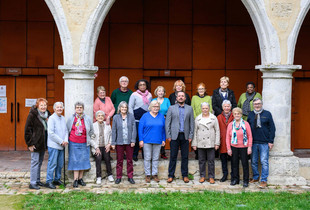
[137,89,150,105]
[223,112,231,123]
[242,92,256,116]
[219,89,228,100]
[253,109,263,128]
[74,113,85,136]
[38,110,48,131]
[231,119,248,146]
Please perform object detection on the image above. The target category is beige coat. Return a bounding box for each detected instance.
[192,113,220,148]
[91,121,112,155]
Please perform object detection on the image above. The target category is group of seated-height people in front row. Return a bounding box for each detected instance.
[24,76,275,190]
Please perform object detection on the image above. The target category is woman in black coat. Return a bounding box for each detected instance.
[212,76,237,116]
[25,98,51,190]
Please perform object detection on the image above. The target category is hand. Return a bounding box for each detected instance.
[188,138,192,143]
[111,145,115,150]
[61,142,68,147]
[106,117,111,125]
[215,145,219,150]
[28,145,36,152]
[192,146,197,151]
[130,143,135,147]
[139,141,144,148]
[167,138,171,142]
[268,143,274,150]
[162,141,165,147]
[247,147,252,155]
[95,148,101,156]
[227,150,232,156]
[105,144,111,153]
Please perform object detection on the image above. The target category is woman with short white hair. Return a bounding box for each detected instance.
[139,100,166,183]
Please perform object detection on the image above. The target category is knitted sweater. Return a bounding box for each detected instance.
[111,88,133,111]
[191,95,213,118]
[128,91,152,122]
[93,97,115,122]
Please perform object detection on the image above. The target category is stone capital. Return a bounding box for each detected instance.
[256,64,301,79]
[59,65,98,80]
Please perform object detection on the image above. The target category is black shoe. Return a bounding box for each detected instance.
[78,179,86,186]
[230,180,239,186]
[115,178,121,184]
[128,178,135,184]
[73,180,78,188]
[133,156,138,162]
[53,180,64,186]
[36,181,44,186]
[220,175,227,182]
[243,182,249,187]
[44,182,56,189]
[29,184,40,190]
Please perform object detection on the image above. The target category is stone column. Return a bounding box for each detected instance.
[256,65,306,185]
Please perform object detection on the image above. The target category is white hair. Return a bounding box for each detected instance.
[53,102,64,110]
[201,102,210,109]
[95,110,105,118]
[222,100,232,107]
[148,100,160,111]
[119,76,129,84]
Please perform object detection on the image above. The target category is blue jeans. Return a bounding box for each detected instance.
[251,143,269,182]
[46,147,64,183]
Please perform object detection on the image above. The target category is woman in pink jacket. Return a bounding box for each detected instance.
[226,107,252,188]
[93,86,115,124]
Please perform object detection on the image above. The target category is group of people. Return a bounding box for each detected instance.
[24,76,275,190]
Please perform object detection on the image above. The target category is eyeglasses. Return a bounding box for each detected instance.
[120,80,128,83]
[153,106,160,108]
[197,88,205,91]
[253,103,262,105]
[139,83,146,86]
[76,107,83,109]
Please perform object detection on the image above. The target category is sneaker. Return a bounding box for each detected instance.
[96,177,102,185]
[259,181,267,189]
[108,175,114,182]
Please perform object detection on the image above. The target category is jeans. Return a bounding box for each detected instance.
[143,143,161,176]
[251,143,269,182]
[30,151,45,185]
[46,147,64,183]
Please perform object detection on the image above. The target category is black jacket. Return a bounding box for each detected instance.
[212,88,237,116]
[169,92,191,106]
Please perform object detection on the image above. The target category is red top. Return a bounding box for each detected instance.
[69,117,87,143]
[217,112,234,154]
[226,120,252,151]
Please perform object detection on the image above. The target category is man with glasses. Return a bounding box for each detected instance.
[111,76,133,113]
[247,98,276,189]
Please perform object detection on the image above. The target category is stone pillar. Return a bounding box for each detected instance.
[256,65,306,185]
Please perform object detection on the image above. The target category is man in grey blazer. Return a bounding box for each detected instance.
[165,91,195,183]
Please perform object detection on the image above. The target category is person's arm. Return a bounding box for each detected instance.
[226,123,232,155]
[191,96,197,119]
[230,90,237,109]
[131,116,137,143]
[24,112,34,147]
[138,114,145,142]
[106,97,115,118]
[111,89,116,104]
[161,115,166,143]
[237,93,243,108]
[186,93,191,105]
[111,117,117,145]
[128,94,135,114]
[165,107,172,140]
[191,119,198,149]
[188,107,195,141]
[214,117,220,147]
[212,90,222,116]
[268,112,276,144]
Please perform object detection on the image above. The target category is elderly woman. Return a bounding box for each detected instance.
[217,100,234,182]
[168,80,191,105]
[25,98,51,190]
[237,82,262,120]
[192,102,220,184]
[152,86,170,159]
[191,83,213,119]
[92,110,114,185]
[139,100,166,183]
[212,76,237,116]
[128,79,152,161]
[226,107,253,187]
[112,101,137,184]
[93,86,115,123]
[45,102,68,189]
[67,102,99,188]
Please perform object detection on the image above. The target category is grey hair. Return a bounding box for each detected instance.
[53,102,64,110]
[119,76,129,83]
[148,100,160,111]
[222,100,232,107]
[201,102,210,109]
[95,110,105,118]
[74,101,84,109]
[117,101,128,114]
[253,97,263,104]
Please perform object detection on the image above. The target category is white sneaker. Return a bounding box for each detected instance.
[108,175,114,182]
[96,177,102,185]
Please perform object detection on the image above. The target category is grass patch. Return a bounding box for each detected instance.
[22,191,310,209]
[0,195,28,210]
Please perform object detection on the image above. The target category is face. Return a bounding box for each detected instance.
[120,105,128,114]
[38,101,47,113]
[120,79,128,88]
[176,92,185,104]
[97,90,106,99]
[253,100,263,111]
[220,79,229,90]
[246,84,255,94]
[157,88,164,98]
[54,104,64,116]
[151,104,160,114]
[222,104,231,114]
[175,85,183,92]
[201,105,210,115]
[197,85,205,96]
[75,105,84,115]
[96,113,104,123]
[138,81,147,92]
[233,111,242,121]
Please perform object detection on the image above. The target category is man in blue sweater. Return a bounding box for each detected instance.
[247,98,276,189]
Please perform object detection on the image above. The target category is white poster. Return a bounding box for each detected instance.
[0,97,7,113]
[25,99,37,107]
[0,86,6,97]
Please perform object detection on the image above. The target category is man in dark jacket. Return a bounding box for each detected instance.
[247,98,276,189]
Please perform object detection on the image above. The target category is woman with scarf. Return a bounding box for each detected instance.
[128,79,152,161]
[93,86,115,123]
[67,102,99,188]
[226,107,252,187]
[25,98,51,190]
[237,82,262,120]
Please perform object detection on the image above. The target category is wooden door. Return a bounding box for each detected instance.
[16,77,46,150]
[292,78,310,149]
[0,76,15,150]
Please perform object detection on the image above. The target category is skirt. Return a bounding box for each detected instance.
[68,141,91,171]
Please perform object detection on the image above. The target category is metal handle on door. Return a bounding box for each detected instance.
[17,102,20,122]
[11,103,13,122]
